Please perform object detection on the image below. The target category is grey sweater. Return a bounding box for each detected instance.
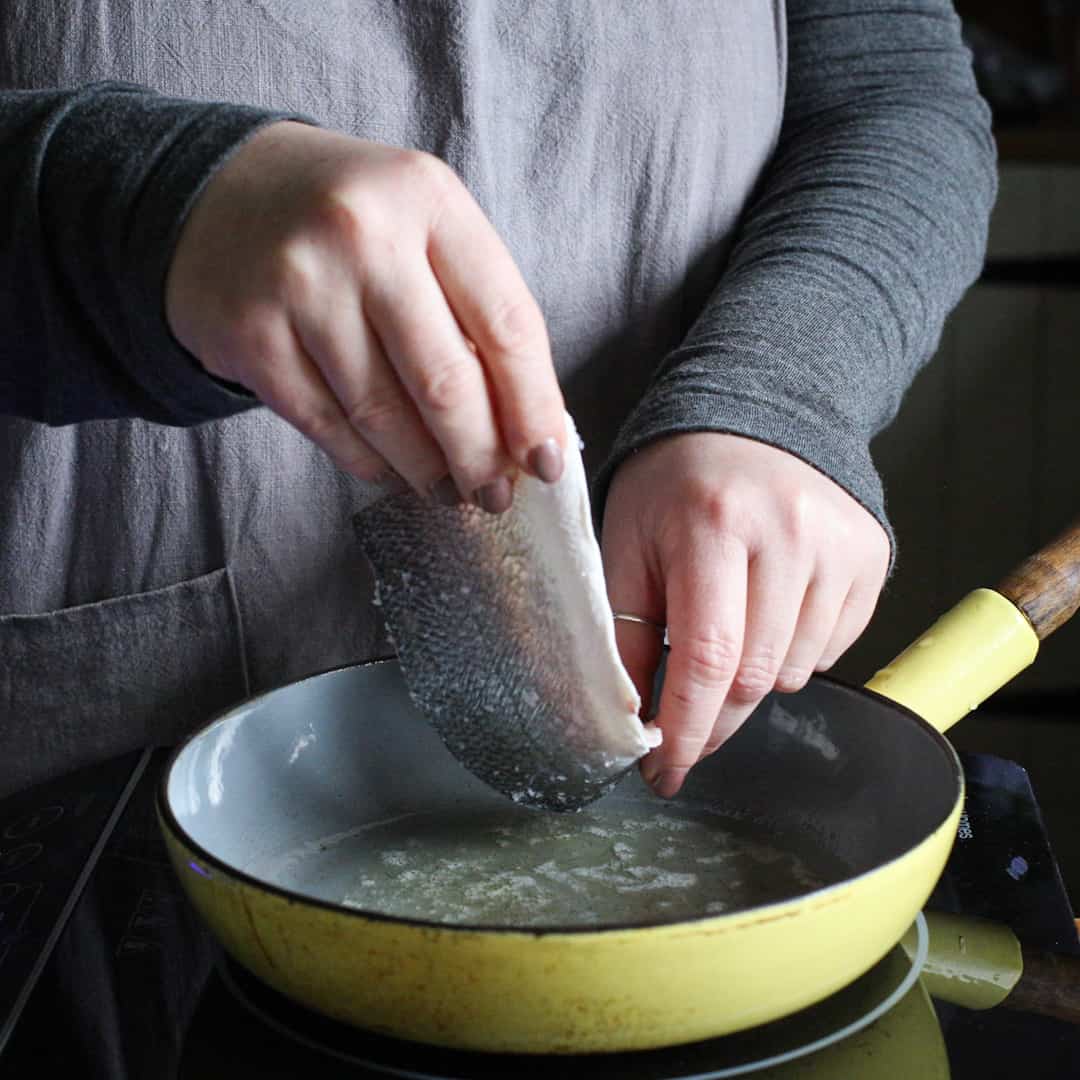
[0,0,996,542]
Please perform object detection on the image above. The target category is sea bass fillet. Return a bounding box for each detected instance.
[354,413,659,811]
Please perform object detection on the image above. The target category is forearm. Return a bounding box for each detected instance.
[600,0,996,539]
[0,82,300,424]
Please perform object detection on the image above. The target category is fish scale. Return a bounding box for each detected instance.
[354,414,656,811]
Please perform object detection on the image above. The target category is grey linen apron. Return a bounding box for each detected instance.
[0,2,784,797]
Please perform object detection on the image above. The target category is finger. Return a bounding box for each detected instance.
[705,551,809,755]
[645,535,747,799]
[817,574,881,671]
[774,572,850,693]
[603,520,665,718]
[364,261,513,506]
[292,294,451,499]
[428,198,566,480]
[613,619,666,721]
[244,321,387,480]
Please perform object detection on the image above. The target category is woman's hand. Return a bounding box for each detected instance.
[602,432,890,798]
[166,121,567,509]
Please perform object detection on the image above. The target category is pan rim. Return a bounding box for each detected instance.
[157,657,964,937]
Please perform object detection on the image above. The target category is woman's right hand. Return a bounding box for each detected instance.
[165,121,567,510]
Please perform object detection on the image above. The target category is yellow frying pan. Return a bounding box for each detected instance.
[157,520,1080,1054]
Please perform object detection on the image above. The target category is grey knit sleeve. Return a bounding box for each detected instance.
[0,82,304,425]
[596,0,997,552]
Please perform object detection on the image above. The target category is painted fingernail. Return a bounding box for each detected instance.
[429,475,462,507]
[650,768,687,800]
[527,439,564,484]
[474,476,513,514]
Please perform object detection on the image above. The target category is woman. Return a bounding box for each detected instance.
[0,1,995,798]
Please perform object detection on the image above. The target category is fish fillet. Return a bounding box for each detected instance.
[354,413,658,811]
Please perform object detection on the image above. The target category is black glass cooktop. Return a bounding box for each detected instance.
[1,747,1079,1078]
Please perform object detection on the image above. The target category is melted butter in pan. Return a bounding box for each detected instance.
[333,797,840,928]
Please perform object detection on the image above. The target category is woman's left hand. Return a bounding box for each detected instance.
[601,431,890,798]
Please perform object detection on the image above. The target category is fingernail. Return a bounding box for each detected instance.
[429,475,462,507]
[474,476,513,514]
[650,768,687,800]
[527,439,564,484]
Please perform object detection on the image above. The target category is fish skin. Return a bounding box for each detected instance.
[354,415,654,811]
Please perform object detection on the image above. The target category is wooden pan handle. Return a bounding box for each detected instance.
[997,518,1080,640]
[1005,947,1080,1024]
